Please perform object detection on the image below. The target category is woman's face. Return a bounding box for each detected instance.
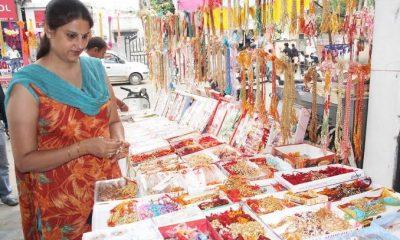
[47,19,91,63]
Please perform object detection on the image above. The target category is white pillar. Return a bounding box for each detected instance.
[363,0,400,187]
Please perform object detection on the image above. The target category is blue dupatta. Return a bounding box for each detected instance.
[5,56,110,116]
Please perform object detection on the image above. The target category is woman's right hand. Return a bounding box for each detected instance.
[82,137,123,159]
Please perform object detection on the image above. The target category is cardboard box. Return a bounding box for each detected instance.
[273,143,336,168]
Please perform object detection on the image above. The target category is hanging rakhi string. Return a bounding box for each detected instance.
[320,55,335,151]
[303,0,317,37]
[352,64,370,163]
[255,49,268,122]
[269,54,280,121]
[224,38,233,95]
[280,0,288,31]
[334,62,345,160]
[289,0,297,35]
[281,63,296,145]
[320,0,331,33]
[217,41,226,94]
[238,50,251,112]
[255,0,263,37]
[305,67,318,143]
[299,0,305,33]
[341,62,355,163]
[265,0,275,43]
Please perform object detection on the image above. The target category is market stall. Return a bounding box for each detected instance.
[82,0,400,239]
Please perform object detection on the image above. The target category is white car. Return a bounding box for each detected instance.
[102,51,149,85]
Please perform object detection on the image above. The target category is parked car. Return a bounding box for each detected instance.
[102,51,149,85]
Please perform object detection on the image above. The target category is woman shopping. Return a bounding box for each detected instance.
[5,0,129,239]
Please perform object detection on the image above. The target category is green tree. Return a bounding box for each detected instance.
[150,0,175,15]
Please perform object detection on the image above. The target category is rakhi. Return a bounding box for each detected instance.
[318,178,371,201]
[97,178,138,202]
[282,166,354,185]
[198,196,230,210]
[352,63,370,163]
[255,0,263,37]
[289,0,297,35]
[171,138,195,150]
[216,40,226,93]
[269,54,279,120]
[164,223,209,240]
[320,55,335,151]
[280,0,288,30]
[26,19,38,50]
[331,4,341,35]
[221,176,262,201]
[198,135,222,148]
[320,0,331,33]
[299,0,305,33]
[207,207,269,239]
[281,62,296,144]
[237,50,251,111]
[223,160,262,179]
[303,0,317,37]
[285,190,328,205]
[254,49,269,121]
[247,51,255,114]
[305,67,318,143]
[137,196,181,219]
[340,63,354,163]
[247,196,297,214]
[224,38,233,95]
[334,62,345,159]
[185,153,214,168]
[107,200,139,227]
[271,208,351,239]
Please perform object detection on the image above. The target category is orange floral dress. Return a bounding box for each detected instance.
[17,85,121,240]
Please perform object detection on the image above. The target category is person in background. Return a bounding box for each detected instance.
[282,42,291,58]
[0,85,18,206]
[5,0,129,239]
[8,45,21,73]
[85,37,129,112]
[291,43,299,59]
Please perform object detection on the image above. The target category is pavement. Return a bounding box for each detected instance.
[0,81,154,240]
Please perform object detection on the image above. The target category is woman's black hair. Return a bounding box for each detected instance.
[86,37,107,51]
[37,0,94,60]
